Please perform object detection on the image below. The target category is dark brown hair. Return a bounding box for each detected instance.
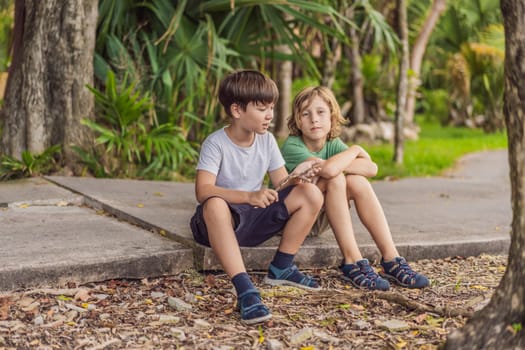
[218,70,279,117]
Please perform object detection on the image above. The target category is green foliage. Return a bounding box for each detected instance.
[71,145,107,178]
[94,0,355,148]
[0,1,13,71]
[361,53,398,115]
[418,88,449,124]
[0,145,61,181]
[95,0,227,141]
[365,121,507,180]
[511,323,522,334]
[79,71,198,179]
[463,27,505,129]
[352,0,398,53]
[423,0,504,131]
[292,76,321,98]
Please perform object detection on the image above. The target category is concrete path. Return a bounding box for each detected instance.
[0,150,511,291]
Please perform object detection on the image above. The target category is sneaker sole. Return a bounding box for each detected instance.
[263,276,322,291]
[241,313,273,325]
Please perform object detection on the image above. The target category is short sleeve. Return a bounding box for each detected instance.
[281,136,313,172]
[196,136,222,175]
[326,138,348,157]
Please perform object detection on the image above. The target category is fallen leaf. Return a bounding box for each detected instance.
[395,335,408,347]
[414,313,428,324]
[0,303,10,320]
[205,274,216,287]
[425,315,444,327]
[74,289,90,302]
[470,285,488,290]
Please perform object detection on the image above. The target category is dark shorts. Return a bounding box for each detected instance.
[190,186,294,247]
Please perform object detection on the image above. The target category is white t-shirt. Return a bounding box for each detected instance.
[196,127,285,192]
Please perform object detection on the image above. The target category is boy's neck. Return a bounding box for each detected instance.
[225,125,256,147]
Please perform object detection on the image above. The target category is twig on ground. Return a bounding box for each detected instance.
[377,291,473,318]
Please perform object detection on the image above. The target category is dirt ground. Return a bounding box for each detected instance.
[0,254,507,350]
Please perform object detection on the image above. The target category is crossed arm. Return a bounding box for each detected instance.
[311,145,378,179]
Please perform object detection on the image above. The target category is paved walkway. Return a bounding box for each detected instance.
[0,150,511,291]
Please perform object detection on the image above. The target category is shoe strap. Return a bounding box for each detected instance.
[237,288,261,301]
[358,261,380,280]
[269,264,317,288]
[395,259,417,278]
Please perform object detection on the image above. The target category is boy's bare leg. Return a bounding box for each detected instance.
[203,197,246,278]
[317,173,363,263]
[279,183,323,253]
[263,183,323,290]
[346,175,399,261]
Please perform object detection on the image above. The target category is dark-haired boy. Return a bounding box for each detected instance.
[190,70,323,324]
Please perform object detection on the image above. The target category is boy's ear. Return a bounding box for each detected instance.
[230,103,241,119]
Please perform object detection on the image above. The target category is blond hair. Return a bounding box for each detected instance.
[288,86,346,140]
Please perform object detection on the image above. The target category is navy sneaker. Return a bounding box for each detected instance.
[237,289,272,325]
[340,259,390,291]
[263,263,321,291]
[380,257,429,289]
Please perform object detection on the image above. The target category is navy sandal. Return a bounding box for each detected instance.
[263,263,321,291]
[237,289,272,325]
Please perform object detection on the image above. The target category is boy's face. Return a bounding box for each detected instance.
[232,101,274,135]
[298,96,332,143]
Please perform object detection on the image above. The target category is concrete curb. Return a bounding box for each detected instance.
[0,150,511,291]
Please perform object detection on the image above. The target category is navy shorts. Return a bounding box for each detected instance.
[190,186,294,247]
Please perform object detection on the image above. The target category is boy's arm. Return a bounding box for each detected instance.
[195,170,280,208]
[318,145,378,179]
[344,158,378,177]
[268,167,289,190]
[270,161,322,191]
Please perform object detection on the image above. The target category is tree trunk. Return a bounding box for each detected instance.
[405,0,446,125]
[321,36,340,89]
[274,44,292,139]
[0,0,97,172]
[443,0,525,348]
[346,6,365,125]
[393,0,408,164]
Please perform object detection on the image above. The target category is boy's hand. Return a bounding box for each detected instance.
[249,188,279,208]
[292,159,322,182]
[275,159,322,191]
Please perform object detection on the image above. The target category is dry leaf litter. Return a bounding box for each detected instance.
[0,254,506,349]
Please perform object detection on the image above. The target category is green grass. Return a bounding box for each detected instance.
[364,122,508,180]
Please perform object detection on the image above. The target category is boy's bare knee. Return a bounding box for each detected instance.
[346,175,373,198]
[327,172,346,189]
[202,197,230,218]
[301,182,324,209]
[286,183,323,211]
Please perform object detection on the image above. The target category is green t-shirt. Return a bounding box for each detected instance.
[281,136,348,172]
